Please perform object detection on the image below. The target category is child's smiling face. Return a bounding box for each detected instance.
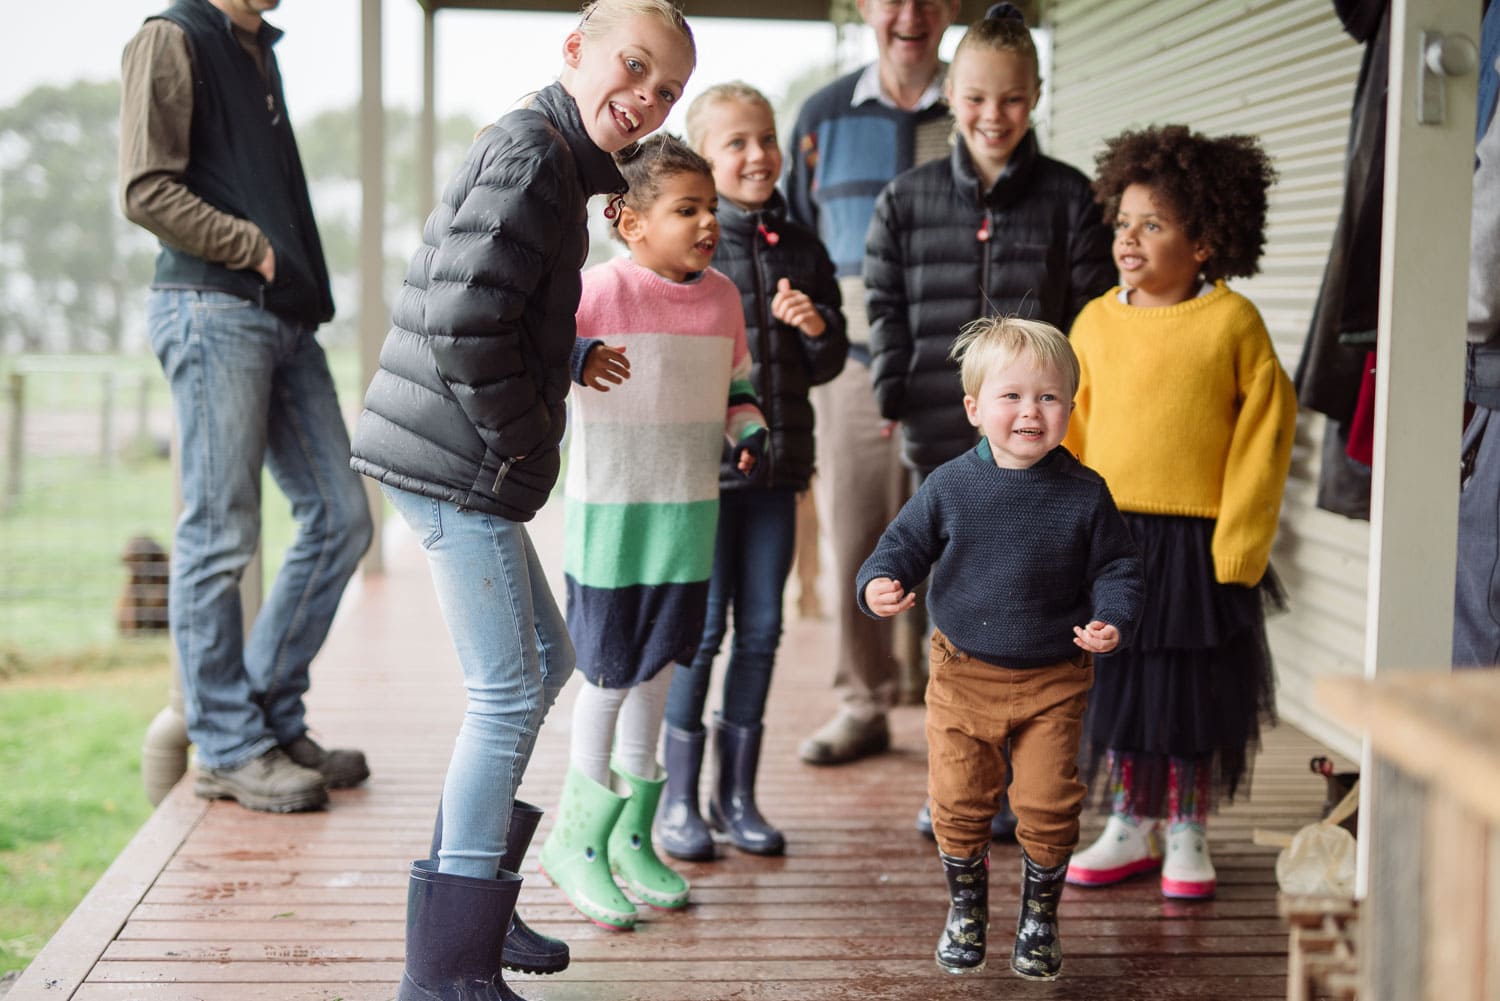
[560,15,695,154]
[963,349,1074,469]
[698,97,782,211]
[1112,183,1211,308]
[945,45,1037,189]
[619,170,720,283]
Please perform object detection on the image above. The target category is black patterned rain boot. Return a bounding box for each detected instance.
[1010,851,1069,980]
[935,849,988,974]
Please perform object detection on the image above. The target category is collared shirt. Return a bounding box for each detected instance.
[119,17,273,271]
[850,61,947,112]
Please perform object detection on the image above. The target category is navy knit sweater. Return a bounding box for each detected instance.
[856,442,1144,668]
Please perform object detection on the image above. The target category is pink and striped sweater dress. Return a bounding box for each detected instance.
[564,257,766,688]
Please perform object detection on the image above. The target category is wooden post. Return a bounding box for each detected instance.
[135,373,151,455]
[419,4,436,223]
[358,0,385,575]
[5,371,22,510]
[100,370,115,469]
[1356,0,1480,993]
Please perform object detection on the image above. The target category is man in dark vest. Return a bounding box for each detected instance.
[120,0,373,812]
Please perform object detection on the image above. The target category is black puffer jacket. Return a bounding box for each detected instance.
[350,84,625,521]
[864,131,1114,475]
[712,192,848,491]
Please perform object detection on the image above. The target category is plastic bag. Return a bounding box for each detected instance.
[1275,820,1358,896]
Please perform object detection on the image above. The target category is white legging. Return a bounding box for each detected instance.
[569,665,677,786]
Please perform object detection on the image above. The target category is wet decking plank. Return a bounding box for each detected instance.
[9,503,1349,1001]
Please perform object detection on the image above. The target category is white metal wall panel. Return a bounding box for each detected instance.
[1042,0,1367,757]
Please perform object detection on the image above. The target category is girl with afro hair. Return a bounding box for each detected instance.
[1060,125,1297,901]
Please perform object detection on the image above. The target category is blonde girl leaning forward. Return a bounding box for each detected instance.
[349,3,695,997]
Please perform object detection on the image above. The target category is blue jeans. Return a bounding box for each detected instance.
[666,487,797,732]
[383,485,575,879]
[147,289,373,769]
[1455,405,1500,668]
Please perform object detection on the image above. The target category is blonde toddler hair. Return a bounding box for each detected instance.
[950,316,1079,399]
[684,81,774,153]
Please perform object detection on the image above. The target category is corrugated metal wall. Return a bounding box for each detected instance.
[1041,0,1368,757]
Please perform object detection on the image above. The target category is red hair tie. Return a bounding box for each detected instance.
[758,223,780,246]
[603,194,625,222]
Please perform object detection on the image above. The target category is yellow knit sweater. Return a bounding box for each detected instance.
[1063,283,1297,586]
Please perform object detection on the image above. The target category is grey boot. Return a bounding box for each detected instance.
[708,714,784,856]
[655,724,714,861]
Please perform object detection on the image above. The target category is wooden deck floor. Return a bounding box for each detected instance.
[9,505,1348,1001]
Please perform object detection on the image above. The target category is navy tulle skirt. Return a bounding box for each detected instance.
[1082,513,1282,818]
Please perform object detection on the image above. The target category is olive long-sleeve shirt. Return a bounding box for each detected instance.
[118,17,270,272]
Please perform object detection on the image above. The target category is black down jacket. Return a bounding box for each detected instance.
[712,191,849,491]
[864,131,1114,475]
[350,83,626,521]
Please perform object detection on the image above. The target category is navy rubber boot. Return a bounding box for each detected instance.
[708,714,785,856]
[428,799,569,974]
[397,859,526,1001]
[655,724,715,861]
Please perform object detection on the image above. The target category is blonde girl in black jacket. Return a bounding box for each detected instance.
[654,82,849,865]
[349,3,695,997]
[864,3,1114,478]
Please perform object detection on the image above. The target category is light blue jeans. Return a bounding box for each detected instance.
[383,484,575,879]
[147,289,373,769]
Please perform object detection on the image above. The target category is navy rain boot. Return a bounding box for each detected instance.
[708,714,785,856]
[656,723,715,861]
[397,859,526,1001]
[497,801,569,973]
[429,799,569,975]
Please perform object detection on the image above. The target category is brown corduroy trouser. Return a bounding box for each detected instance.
[925,628,1093,867]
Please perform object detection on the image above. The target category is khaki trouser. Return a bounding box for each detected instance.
[925,628,1093,866]
[810,359,910,720]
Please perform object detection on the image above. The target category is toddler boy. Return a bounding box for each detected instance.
[856,316,1143,981]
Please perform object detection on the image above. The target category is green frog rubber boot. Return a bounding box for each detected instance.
[538,766,637,931]
[607,760,691,910]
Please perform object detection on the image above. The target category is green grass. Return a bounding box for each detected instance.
[0,661,171,976]
[0,346,366,977]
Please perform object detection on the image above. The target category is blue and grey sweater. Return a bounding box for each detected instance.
[856,442,1144,668]
[783,67,952,280]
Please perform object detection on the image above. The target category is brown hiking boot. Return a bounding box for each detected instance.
[797,710,890,765]
[194,747,328,812]
[283,735,370,789]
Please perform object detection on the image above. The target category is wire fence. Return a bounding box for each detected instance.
[0,356,177,666]
[0,349,365,670]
